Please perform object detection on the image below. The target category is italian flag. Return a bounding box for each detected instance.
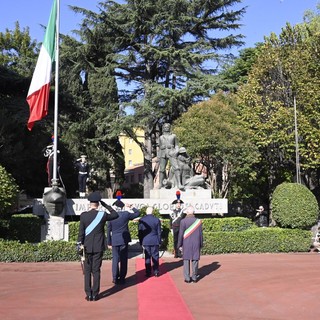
[26,0,57,131]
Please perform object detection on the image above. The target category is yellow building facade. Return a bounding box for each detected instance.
[119,128,144,186]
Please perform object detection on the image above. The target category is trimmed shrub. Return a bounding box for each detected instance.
[68,221,79,242]
[0,215,314,262]
[272,183,319,229]
[166,217,256,252]
[202,228,311,254]
[202,217,256,232]
[0,165,19,217]
[9,214,43,243]
[0,239,112,262]
[0,219,10,239]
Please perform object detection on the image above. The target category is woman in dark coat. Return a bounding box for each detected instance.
[177,206,203,283]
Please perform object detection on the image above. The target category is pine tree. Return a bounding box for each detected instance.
[68,0,245,196]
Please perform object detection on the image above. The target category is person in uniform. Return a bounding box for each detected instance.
[74,155,89,198]
[43,136,61,187]
[77,191,118,301]
[255,205,268,227]
[107,191,140,284]
[138,206,161,277]
[170,191,186,258]
[178,206,203,283]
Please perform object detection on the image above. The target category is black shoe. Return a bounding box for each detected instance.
[119,278,126,284]
[112,279,118,284]
[85,295,93,301]
[184,279,191,283]
[154,272,160,277]
[192,279,197,283]
[92,295,99,301]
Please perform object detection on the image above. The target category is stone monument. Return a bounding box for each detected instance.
[41,179,68,241]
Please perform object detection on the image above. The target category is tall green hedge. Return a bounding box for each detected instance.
[202,228,311,254]
[9,214,43,243]
[272,182,319,229]
[0,165,19,217]
[0,239,112,262]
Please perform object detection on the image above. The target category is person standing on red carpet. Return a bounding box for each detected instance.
[138,206,161,277]
[107,191,141,284]
[77,191,118,301]
[177,206,203,283]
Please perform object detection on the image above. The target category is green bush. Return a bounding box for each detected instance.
[0,239,112,262]
[0,219,10,239]
[0,215,314,262]
[271,182,319,229]
[9,214,43,243]
[166,217,256,253]
[0,165,19,217]
[202,228,311,254]
[68,221,79,242]
[202,217,256,232]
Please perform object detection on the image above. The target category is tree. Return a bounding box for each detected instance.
[213,46,262,93]
[0,164,19,217]
[173,92,258,200]
[236,20,320,201]
[0,22,38,77]
[0,40,50,197]
[70,0,246,197]
[58,31,126,196]
[0,25,78,197]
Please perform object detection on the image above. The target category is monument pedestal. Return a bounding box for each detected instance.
[41,215,69,241]
[41,186,68,241]
[34,187,227,216]
[150,188,212,199]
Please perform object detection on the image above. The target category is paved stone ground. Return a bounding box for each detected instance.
[0,252,319,320]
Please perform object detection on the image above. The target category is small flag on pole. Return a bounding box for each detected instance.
[26,0,57,131]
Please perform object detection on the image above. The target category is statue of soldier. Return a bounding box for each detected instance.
[157,123,183,189]
[177,147,208,189]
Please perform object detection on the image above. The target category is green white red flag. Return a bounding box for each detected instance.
[26,0,57,131]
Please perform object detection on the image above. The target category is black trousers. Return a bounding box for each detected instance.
[172,226,181,257]
[78,174,87,192]
[111,244,128,281]
[84,252,103,297]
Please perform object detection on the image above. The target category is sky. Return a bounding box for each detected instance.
[0,0,319,54]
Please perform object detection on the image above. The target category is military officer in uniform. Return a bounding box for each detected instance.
[75,155,89,198]
[170,191,186,258]
[107,191,141,284]
[77,191,118,301]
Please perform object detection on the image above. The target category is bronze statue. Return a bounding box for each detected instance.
[177,147,208,189]
[157,123,183,189]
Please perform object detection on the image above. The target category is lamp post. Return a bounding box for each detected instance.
[294,95,301,184]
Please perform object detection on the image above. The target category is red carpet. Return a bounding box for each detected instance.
[136,258,194,320]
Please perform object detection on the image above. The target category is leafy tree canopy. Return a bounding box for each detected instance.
[173,92,258,199]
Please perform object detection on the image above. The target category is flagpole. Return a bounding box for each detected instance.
[52,0,60,185]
